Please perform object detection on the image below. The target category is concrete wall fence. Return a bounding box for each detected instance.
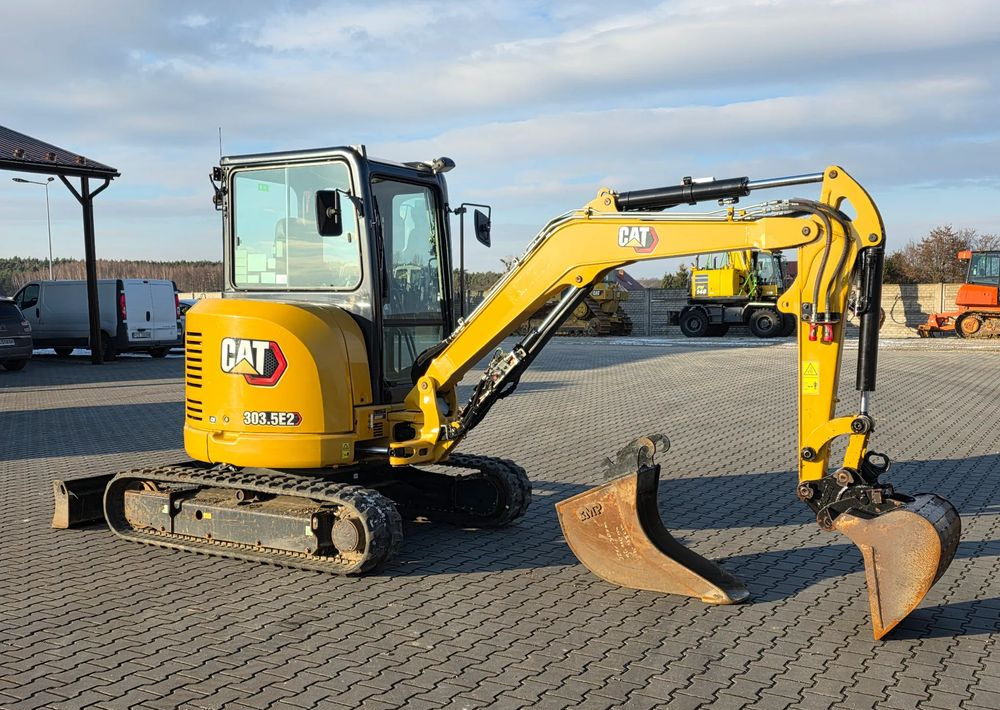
[181,284,964,339]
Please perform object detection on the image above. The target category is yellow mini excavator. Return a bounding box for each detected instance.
[53,148,959,640]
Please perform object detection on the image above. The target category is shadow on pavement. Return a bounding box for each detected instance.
[1,353,183,389]
[46,457,997,641]
[892,597,1000,639]
[3,402,185,461]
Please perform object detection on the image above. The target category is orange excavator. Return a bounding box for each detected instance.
[918,250,1000,337]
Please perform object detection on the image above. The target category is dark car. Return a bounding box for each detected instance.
[0,297,33,371]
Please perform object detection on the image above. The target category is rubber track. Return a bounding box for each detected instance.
[409,454,532,527]
[105,464,403,574]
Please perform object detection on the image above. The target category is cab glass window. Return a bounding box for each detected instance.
[373,180,442,317]
[968,252,1000,286]
[755,253,783,286]
[371,178,446,386]
[232,162,362,289]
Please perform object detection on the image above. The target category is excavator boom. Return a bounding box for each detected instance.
[394,166,959,639]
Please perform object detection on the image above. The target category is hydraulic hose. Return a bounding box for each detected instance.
[790,200,835,318]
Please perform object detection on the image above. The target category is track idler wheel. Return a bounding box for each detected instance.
[833,493,961,639]
[556,436,748,605]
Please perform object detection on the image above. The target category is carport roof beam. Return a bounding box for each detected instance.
[0,124,120,364]
[0,125,120,179]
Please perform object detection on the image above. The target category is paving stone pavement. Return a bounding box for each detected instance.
[1,339,998,710]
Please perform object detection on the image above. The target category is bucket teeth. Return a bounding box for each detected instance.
[556,465,748,605]
[833,493,961,639]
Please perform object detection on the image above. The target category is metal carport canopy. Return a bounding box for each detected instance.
[0,125,120,364]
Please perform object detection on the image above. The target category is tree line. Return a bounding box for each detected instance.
[884,226,998,283]
[0,257,222,296]
[2,225,993,298]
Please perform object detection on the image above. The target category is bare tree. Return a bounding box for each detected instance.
[887,226,979,283]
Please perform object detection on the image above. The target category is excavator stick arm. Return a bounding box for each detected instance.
[395,166,959,640]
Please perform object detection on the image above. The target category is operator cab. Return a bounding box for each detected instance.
[966,251,1000,287]
[215,146,456,404]
[753,250,787,297]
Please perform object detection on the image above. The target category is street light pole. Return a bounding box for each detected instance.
[12,176,56,279]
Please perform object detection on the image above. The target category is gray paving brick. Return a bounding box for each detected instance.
[1,342,998,710]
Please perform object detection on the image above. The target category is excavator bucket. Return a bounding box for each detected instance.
[51,474,114,528]
[556,436,749,605]
[833,493,961,639]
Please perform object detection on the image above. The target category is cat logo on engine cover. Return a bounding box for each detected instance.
[220,337,287,386]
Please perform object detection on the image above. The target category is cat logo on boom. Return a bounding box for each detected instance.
[618,226,659,254]
[220,337,287,386]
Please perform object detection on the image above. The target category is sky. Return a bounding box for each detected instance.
[0,0,998,278]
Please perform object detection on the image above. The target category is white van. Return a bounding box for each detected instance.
[12,279,180,359]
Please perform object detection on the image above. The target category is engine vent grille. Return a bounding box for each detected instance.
[186,397,203,422]
[369,410,386,438]
[185,331,203,396]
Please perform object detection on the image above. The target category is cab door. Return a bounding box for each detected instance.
[370,177,449,403]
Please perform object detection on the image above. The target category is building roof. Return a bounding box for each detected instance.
[0,125,119,179]
[613,269,646,291]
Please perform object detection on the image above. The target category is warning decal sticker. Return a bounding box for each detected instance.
[802,361,820,396]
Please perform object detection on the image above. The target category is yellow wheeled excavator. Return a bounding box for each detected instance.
[675,248,794,337]
[53,148,959,639]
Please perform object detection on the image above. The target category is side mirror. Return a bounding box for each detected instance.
[316,190,344,237]
[474,209,491,247]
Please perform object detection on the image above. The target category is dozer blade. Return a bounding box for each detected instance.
[833,493,961,639]
[556,464,749,605]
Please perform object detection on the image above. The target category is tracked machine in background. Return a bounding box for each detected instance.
[53,151,959,640]
[918,249,1000,338]
[520,272,633,336]
[673,248,795,338]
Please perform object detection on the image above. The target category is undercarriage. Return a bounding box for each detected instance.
[55,454,531,574]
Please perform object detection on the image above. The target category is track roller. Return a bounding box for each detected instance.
[362,454,532,527]
[104,464,403,574]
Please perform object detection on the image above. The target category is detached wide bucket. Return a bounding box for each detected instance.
[556,465,749,605]
[833,493,961,639]
[51,474,114,529]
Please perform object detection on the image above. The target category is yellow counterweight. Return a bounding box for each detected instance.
[183,298,378,468]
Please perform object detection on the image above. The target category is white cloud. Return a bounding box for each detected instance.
[180,13,213,29]
[0,0,998,270]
